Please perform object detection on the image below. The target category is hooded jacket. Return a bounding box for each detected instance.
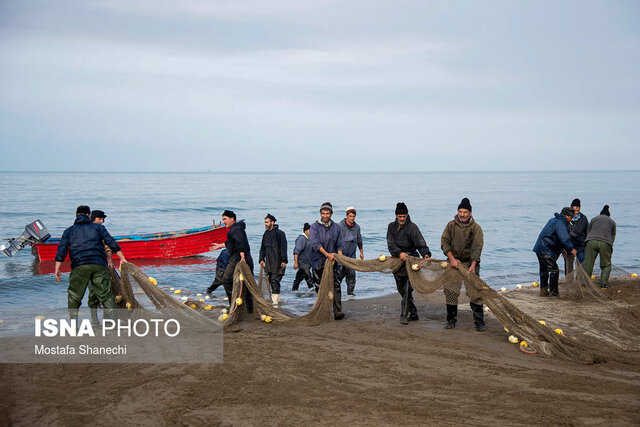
[310,219,345,269]
[339,218,363,258]
[386,215,431,258]
[532,213,574,257]
[441,216,483,262]
[55,215,121,269]
[259,224,288,273]
[225,220,251,257]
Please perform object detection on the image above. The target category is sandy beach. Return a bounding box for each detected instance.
[2,281,639,426]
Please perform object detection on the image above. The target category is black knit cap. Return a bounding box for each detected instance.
[91,210,106,220]
[303,222,310,231]
[457,197,472,211]
[222,210,236,220]
[265,213,276,222]
[76,205,90,215]
[571,198,581,208]
[561,207,574,217]
[600,205,610,216]
[395,202,408,215]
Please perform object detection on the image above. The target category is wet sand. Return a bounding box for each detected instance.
[1,282,639,425]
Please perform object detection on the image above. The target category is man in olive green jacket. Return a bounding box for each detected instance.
[441,198,485,331]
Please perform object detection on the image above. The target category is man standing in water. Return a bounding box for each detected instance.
[583,205,616,289]
[338,206,364,299]
[310,202,345,320]
[386,202,431,325]
[212,210,254,313]
[54,205,127,322]
[86,209,115,326]
[532,207,577,298]
[292,223,314,292]
[259,213,287,307]
[441,198,486,331]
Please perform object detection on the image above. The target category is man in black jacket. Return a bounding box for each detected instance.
[565,198,588,275]
[386,202,432,325]
[212,210,254,313]
[259,214,287,307]
[54,205,128,321]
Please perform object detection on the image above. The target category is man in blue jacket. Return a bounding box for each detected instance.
[54,205,128,321]
[338,206,364,299]
[206,248,230,295]
[310,202,345,320]
[532,207,577,298]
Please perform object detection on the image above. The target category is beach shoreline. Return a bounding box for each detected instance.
[1,283,639,425]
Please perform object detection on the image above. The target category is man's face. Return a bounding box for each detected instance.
[396,214,408,225]
[222,215,235,228]
[565,215,573,223]
[264,218,274,230]
[320,209,332,224]
[93,217,104,225]
[346,212,356,225]
[572,206,580,216]
[304,229,310,237]
[457,209,471,222]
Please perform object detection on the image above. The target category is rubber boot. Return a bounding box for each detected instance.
[90,308,100,327]
[272,293,280,308]
[333,284,344,320]
[539,286,549,297]
[471,302,486,332]
[400,282,410,325]
[445,304,457,329]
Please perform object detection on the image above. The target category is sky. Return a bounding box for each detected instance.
[0,0,638,172]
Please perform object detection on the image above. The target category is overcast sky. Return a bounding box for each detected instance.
[0,0,638,171]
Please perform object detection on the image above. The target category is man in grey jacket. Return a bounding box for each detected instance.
[583,205,616,289]
[338,206,364,298]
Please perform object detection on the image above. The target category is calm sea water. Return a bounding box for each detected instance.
[0,171,638,310]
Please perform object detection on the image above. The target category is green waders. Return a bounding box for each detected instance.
[68,264,116,321]
[582,240,613,287]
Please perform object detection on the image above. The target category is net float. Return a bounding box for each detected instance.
[235,297,243,306]
[440,261,449,268]
[264,316,273,323]
[554,328,564,335]
[189,304,197,309]
[204,305,213,310]
[508,335,519,344]
[199,299,205,303]
[538,320,546,326]
[378,255,386,262]
[148,277,157,286]
[205,296,210,300]
[504,327,509,333]
[222,308,228,314]
[115,295,122,303]
[170,287,175,291]
[126,302,132,310]
[591,275,595,279]
[532,281,539,287]
[239,274,244,281]
[196,293,202,297]
[520,341,529,348]
[174,289,181,294]
[181,296,188,301]
[632,273,638,277]
[516,284,522,289]
[483,306,490,312]
[500,287,507,292]
[218,313,228,321]
[411,264,420,271]
[260,314,267,321]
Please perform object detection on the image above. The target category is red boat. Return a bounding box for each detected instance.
[34,225,228,261]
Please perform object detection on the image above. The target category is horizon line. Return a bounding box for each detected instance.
[0,169,639,174]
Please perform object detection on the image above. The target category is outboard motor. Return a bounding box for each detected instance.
[1,220,50,257]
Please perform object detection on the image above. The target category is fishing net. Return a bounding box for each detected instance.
[223,260,334,331]
[335,254,640,365]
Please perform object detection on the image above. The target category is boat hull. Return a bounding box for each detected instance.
[34,225,228,261]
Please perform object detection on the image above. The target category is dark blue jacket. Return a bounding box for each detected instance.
[55,215,121,268]
[310,219,345,269]
[259,224,288,273]
[216,249,230,273]
[532,213,574,257]
[225,220,251,257]
[293,234,313,268]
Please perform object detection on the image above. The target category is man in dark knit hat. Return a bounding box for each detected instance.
[532,207,577,298]
[441,197,486,331]
[565,198,589,275]
[211,210,254,313]
[292,223,314,292]
[386,202,432,325]
[583,205,616,289]
[310,202,346,319]
[259,213,287,307]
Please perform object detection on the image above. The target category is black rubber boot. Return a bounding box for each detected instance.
[445,304,457,329]
[470,302,486,332]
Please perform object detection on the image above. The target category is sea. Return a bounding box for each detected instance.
[0,171,638,311]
